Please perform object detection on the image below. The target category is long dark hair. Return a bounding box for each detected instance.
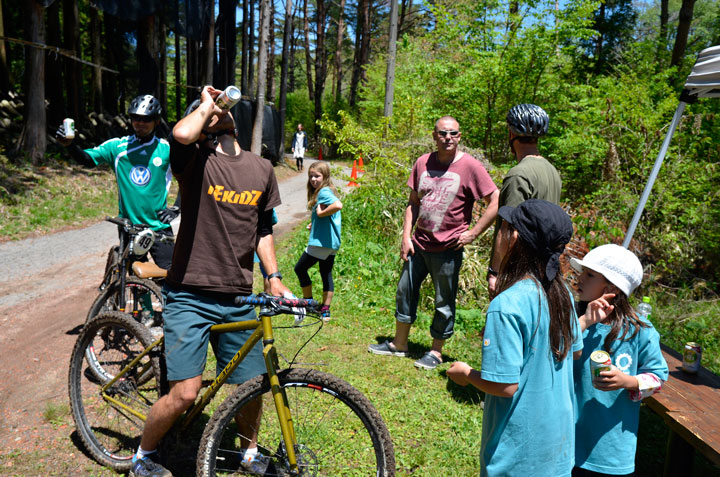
[495,227,575,362]
[577,292,649,353]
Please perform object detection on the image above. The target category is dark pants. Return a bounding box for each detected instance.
[294,252,335,292]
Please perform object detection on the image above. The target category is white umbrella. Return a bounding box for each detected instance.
[623,45,720,247]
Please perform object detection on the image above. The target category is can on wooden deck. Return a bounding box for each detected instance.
[682,342,702,374]
[590,350,612,387]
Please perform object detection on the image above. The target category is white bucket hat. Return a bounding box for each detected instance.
[569,244,643,296]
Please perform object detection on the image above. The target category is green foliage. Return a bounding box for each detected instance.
[285,91,316,142]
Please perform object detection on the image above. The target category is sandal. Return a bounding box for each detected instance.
[368,340,409,357]
[414,351,442,370]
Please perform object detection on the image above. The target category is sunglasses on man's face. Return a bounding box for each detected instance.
[130,115,155,123]
[437,129,460,137]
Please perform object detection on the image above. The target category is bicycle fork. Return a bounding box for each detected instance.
[261,315,301,473]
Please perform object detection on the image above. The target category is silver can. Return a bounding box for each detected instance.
[63,118,75,139]
[215,86,241,110]
[682,342,702,374]
[590,350,612,388]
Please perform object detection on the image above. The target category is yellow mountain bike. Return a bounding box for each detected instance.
[68,294,395,476]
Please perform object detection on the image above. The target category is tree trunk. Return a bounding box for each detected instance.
[670,0,697,67]
[187,38,199,103]
[593,2,606,72]
[279,0,294,159]
[174,0,183,120]
[398,0,411,36]
[0,0,10,93]
[103,14,122,114]
[384,0,398,122]
[349,0,370,107]
[199,0,215,87]
[267,0,276,102]
[45,0,65,123]
[289,6,298,92]
[313,0,327,132]
[157,13,167,117]
[17,0,46,165]
[252,0,270,155]
[219,0,237,87]
[241,0,250,94]
[334,0,346,104]
[303,0,314,102]
[137,15,160,96]
[89,7,103,113]
[659,0,668,42]
[249,0,256,96]
[63,0,83,121]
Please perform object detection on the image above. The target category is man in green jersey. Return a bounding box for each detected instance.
[57,95,178,269]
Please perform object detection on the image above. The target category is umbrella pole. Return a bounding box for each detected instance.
[622,101,687,248]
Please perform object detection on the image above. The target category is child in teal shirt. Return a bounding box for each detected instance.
[294,161,342,321]
[571,244,668,476]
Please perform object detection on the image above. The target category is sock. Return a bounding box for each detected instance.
[133,447,157,462]
[242,447,259,462]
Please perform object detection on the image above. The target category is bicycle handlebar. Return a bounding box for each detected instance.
[235,294,319,309]
[105,216,151,233]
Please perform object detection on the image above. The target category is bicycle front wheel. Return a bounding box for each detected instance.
[197,368,395,476]
[86,276,164,326]
[68,311,162,471]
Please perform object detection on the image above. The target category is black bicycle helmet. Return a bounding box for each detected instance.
[128,94,162,117]
[506,104,549,137]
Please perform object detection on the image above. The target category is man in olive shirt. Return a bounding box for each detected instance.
[487,104,561,296]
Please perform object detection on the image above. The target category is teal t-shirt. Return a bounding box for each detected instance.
[308,187,341,250]
[480,279,582,477]
[85,135,172,231]
[573,317,668,474]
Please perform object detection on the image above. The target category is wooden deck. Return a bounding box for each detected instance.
[645,344,720,475]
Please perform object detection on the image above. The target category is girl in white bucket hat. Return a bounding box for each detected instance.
[571,243,668,476]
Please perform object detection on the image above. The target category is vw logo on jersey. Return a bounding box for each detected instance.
[130,165,151,186]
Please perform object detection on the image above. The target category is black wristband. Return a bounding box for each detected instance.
[267,272,283,281]
[486,267,498,280]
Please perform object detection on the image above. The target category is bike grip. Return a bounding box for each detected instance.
[234,295,319,308]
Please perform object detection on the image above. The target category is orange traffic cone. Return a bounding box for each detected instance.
[358,155,365,173]
[318,146,324,161]
[347,160,359,187]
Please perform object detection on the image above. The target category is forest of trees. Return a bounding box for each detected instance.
[0,0,718,287]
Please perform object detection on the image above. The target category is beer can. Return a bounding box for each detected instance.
[682,342,702,374]
[590,350,612,386]
[63,118,75,139]
[215,85,241,110]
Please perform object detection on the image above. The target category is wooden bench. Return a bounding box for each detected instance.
[645,344,720,475]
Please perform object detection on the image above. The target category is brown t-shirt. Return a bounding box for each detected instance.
[167,140,281,294]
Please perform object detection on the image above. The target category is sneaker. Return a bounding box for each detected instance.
[414,351,442,370]
[240,453,271,475]
[368,340,409,357]
[320,306,331,322]
[130,455,172,477]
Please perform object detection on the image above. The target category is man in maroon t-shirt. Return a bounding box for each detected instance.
[369,116,499,370]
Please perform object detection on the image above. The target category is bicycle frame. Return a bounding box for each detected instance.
[99,311,303,472]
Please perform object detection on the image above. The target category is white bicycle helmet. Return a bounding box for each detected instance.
[128,95,162,117]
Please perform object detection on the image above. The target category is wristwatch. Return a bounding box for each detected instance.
[267,272,283,281]
[486,267,498,281]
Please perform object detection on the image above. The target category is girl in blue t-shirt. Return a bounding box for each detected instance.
[294,161,342,321]
[570,244,668,476]
[448,200,580,477]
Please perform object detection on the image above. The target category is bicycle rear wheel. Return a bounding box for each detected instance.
[197,368,395,476]
[68,311,162,471]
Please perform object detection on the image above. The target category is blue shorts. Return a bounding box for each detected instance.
[162,285,265,384]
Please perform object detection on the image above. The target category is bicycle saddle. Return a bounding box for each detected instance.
[132,261,168,279]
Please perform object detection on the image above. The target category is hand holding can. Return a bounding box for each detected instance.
[590,350,612,389]
[215,86,241,110]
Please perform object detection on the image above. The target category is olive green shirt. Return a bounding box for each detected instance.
[500,155,561,208]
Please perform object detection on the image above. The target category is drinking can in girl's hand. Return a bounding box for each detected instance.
[63,118,75,139]
[590,350,612,387]
[682,342,702,374]
[215,86,241,110]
